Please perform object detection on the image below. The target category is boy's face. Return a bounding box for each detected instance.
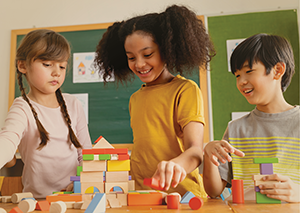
[234,60,278,109]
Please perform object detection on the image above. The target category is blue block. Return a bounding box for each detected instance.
[180,191,195,203]
[85,193,106,213]
[74,181,81,193]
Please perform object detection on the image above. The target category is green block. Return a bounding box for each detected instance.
[83,154,94,161]
[77,166,82,176]
[63,191,73,194]
[139,192,150,194]
[256,192,281,204]
[99,154,111,160]
[253,158,278,164]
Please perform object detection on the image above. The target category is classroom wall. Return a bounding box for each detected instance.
[0,0,299,128]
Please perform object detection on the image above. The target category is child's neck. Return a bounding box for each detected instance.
[27,92,59,108]
[256,95,293,114]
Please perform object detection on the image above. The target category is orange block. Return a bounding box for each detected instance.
[46,194,82,203]
[8,207,23,213]
[128,192,163,206]
[167,195,180,209]
[143,178,164,190]
[189,196,204,210]
[36,200,50,211]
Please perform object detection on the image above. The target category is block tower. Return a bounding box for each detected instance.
[252,157,281,204]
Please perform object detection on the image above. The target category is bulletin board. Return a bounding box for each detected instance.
[9,16,210,145]
[207,10,299,140]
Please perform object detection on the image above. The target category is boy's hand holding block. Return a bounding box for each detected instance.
[143,178,164,191]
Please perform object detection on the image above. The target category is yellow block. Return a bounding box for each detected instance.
[107,160,130,171]
[0,176,4,191]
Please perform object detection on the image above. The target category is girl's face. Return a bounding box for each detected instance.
[18,59,67,102]
[124,32,170,86]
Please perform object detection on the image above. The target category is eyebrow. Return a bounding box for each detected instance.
[126,47,152,54]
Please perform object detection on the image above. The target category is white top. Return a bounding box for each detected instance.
[0,93,92,198]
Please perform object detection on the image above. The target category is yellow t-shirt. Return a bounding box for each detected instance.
[129,75,207,197]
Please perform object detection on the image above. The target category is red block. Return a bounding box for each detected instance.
[189,196,204,210]
[118,154,130,160]
[167,195,179,209]
[232,179,244,204]
[82,148,128,155]
[36,200,50,211]
[143,178,164,190]
[9,207,23,213]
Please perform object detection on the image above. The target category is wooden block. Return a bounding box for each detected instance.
[167,195,180,209]
[77,166,83,176]
[80,171,103,182]
[116,193,127,206]
[1,177,23,196]
[80,200,91,209]
[105,182,128,194]
[83,154,94,161]
[73,201,84,209]
[260,163,273,175]
[8,207,22,213]
[180,191,195,204]
[107,198,122,208]
[93,136,114,149]
[46,194,82,203]
[128,180,135,191]
[127,192,163,206]
[2,196,12,203]
[85,193,106,213]
[0,176,4,191]
[254,180,279,186]
[81,182,104,194]
[83,149,128,155]
[255,192,281,204]
[18,199,36,212]
[143,178,164,190]
[110,154,118,160]
[0,207,7,213]
[64,201,75,209]
[99,154,110,160]
[189,196,204,210]
[105,171,129,183]
[35,200,50,211]
[82,194,93,201]
[11,192,34,204]
[165,192,181,204]
[253,158,278,164]
[82,160,106,172]
[252,175,268,181]
[118,154,130,160]
[107,160,130,172]
[49,201,67,213]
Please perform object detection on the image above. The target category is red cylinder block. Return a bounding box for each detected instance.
[232,179,244,204]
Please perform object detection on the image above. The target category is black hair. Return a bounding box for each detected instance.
[94,4,215,84]
[230,33,295,92]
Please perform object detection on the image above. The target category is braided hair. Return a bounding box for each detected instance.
[16,29,82,150]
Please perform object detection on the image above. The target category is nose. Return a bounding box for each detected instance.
[135,57,146,69]
[237,75,247,86]
[52,65,61,77]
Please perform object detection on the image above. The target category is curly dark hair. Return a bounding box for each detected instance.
[95,4,215,83]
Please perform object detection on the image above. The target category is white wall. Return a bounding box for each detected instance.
[0,0,299,126]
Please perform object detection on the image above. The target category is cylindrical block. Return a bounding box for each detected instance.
[11,192,34,204]
[167,195,180,209]
[0,207,7,213]
[50,201,67,213]
[232,179,244,204]
[189,196,204,210]
[18,199,36,212]
[164,192,181,204]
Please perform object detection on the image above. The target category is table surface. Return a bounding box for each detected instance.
[1,198,300,213]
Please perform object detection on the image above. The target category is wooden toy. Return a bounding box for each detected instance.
[0,207,7,213]
[105,171,129,182]
[8,207,22,213]
[165,192,181,204]
[107,160,130,171]
[107,198,122,208]
[180,191,195,204]
[93,136,114,149]
[64,201,75,209]
[127,191,163,206]
[2,196,12,203]
[18,199,36,213]
[143,178,164,190]
[189,196,204,210]
[80,200,91,210]
[81,182,104,194]
[73,201,84,209]
[105,182,128,194]
[49,201,67,213]
[232,179,244,204]
[166,194,180,209]
[81,171,104,182]
[128,180,135,191]
[85,193,106,213]
[46,194,82,203]
[35,200,50,211]
[82,160,106,172]
[11,192,33,204]
[116,193,127,206]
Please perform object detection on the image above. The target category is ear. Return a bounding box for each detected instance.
[273,62,285,80]
[17,60,27,74]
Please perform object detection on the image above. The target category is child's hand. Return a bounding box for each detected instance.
[152,160,187,191]
[259,174,300,203]
[61,183,74,192]
[204,140,244,166]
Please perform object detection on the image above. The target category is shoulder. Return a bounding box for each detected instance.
[11,97,31,110]
[228,111,252,129]
[62,93,81,105]
[174,75,199,88]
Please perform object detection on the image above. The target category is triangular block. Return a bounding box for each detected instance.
[8,207,23,213]
[180,191,195,204]
[85,193,106,213]
[93,136,114,149]
[36,200,50,211]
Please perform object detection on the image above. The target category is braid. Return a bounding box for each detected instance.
[55,89,82,148]
[17,70,50,150]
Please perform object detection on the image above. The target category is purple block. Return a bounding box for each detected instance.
[70,176,80,181]
[260,163,273,175]
[255,186,260,192]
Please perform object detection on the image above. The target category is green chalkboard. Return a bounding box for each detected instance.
[14,27,200,144]
[208,10,299,140]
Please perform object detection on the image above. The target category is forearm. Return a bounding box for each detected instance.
[4,155,16,168]
[203,153,226,198]
[172,146,203,174]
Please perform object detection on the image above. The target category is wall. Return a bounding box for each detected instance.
[0,0,299,127]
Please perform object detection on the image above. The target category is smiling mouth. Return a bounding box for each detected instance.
[244,89,253,94]
[138,69,151,74]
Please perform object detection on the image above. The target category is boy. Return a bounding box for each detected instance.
[203,33,299,203]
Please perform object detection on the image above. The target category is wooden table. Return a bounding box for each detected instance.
[1,199,299,212]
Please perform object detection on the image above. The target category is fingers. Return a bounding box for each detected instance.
[262,174,289,182]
